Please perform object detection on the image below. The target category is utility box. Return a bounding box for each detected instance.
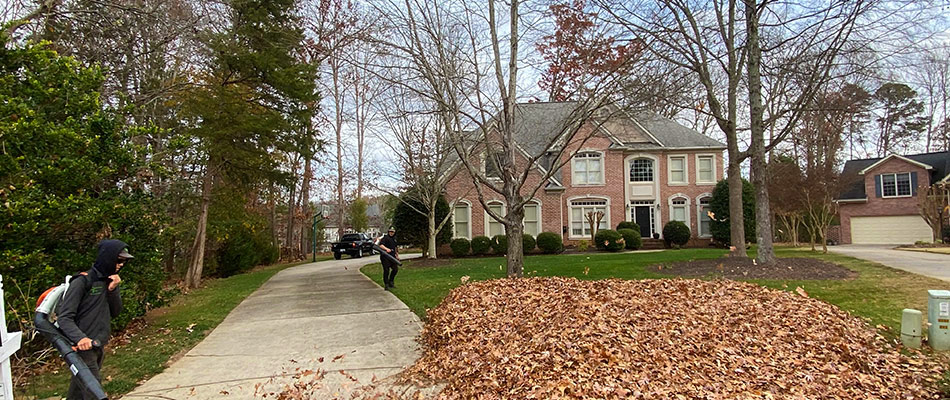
[928,290,950,351]
[901,309,922,348]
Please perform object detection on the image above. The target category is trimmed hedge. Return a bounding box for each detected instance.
[663,221,691,247]
[616,221,640,232]
[450,238,471,257]
[492,234,508,254]
[522,234,536,253]
[594,229,625,251]
[472,236,492,255]
[617,228,641,250]
[537,232,563,254]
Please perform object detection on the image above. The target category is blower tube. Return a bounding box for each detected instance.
[372,244,402,266]
[35,289,109,400]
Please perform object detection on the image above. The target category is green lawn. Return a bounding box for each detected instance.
[361,248,950,336]
[18,257,330,399]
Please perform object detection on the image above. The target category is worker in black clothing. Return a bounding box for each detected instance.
[378,227,399,290]
[57,239,131,400]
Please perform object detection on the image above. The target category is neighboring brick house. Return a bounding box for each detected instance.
[835,151,950,244]
[444,101,726,246]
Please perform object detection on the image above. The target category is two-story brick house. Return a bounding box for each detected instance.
[443,102,726,246]
[835,151,950,244]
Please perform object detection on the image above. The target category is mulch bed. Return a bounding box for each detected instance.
[650,256,857,280]
[403,277,945,399]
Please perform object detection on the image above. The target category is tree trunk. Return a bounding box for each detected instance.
[726,164,747,257]
[285,174,297,258]
[185,170,212,289]
[332,56,346,241]
[504,202,526,278]
[427,209,437,259]
[505,220,525,278]
[300,157,313,256]
[745,0,776,265]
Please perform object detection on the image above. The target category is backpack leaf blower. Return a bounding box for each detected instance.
[35,278,110,400]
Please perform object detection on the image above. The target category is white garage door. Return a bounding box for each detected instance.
[851,215,934,244]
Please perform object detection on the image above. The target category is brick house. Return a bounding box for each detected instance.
[835,151,950,244]
[443,102,726,246]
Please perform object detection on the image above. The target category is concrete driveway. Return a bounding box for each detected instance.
[124,255,422,399]
[829,245,950,282]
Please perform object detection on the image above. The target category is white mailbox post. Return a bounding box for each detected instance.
[0,275,22,399]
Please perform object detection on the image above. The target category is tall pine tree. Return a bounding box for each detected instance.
[183,0,318,288]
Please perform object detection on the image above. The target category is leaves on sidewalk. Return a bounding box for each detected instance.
[405,277,945,399]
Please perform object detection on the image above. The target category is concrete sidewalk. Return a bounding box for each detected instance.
[124,256,422,399]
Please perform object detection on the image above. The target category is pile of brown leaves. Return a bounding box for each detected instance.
[405,277,945,399]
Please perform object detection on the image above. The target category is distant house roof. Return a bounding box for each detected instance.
[837,151,950,200]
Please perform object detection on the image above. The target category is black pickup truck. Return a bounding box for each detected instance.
[331,233,376,260]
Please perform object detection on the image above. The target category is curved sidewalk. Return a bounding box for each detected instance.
[124,255,422,399]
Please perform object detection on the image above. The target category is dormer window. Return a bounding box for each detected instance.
[484,151,502,179]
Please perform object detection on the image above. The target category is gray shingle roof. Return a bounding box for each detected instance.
[837,151,950,200]
[507,102,725,154]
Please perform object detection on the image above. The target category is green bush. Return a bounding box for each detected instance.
[472,236,492,255]
[577,240,590,252]
[710,179,756,245]
[492,234,508,254]
[522,234,536,253]
[0,40,169,349]
[616,221,640,232]
[537,232,563,254]
[450,238,471,257]
[617,228,641,250]
[594,229,625,251]
[392,190,452,252]
[663,221,691,247]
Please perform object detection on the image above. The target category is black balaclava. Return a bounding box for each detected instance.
[92,239,128,278]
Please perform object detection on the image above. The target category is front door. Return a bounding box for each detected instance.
[634,206,652,238]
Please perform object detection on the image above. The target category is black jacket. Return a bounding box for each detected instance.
[379,234,398,256]
[56,240,125,346]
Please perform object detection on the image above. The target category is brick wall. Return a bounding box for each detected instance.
[443,126,726,247]
[838,157,931,244]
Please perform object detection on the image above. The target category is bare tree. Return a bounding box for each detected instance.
[919,183,950,243]
[370,0,633,276]
[598,0,872,264]
[304,0,359,240]
[373,85,469,259]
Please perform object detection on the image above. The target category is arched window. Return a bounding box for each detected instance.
[629,158,654,182]
[669,195,690,225]
[697,196,712,237]
[485,201,505,237]
[523,201,541,237]
[569,197,610,238]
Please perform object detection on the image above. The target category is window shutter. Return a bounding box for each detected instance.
[911,172,918,196]
[874,175,882,198]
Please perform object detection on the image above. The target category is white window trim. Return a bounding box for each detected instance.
[571,150,606,187]
[695,154,717,185]
[667,155,688,185]
[696,193,713,238]
[453,200,473,239]
[484,200,506,237]
[668,194,691,230]
[881,172,913,198]
[567,196,611,240]
[522,200,542,237]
